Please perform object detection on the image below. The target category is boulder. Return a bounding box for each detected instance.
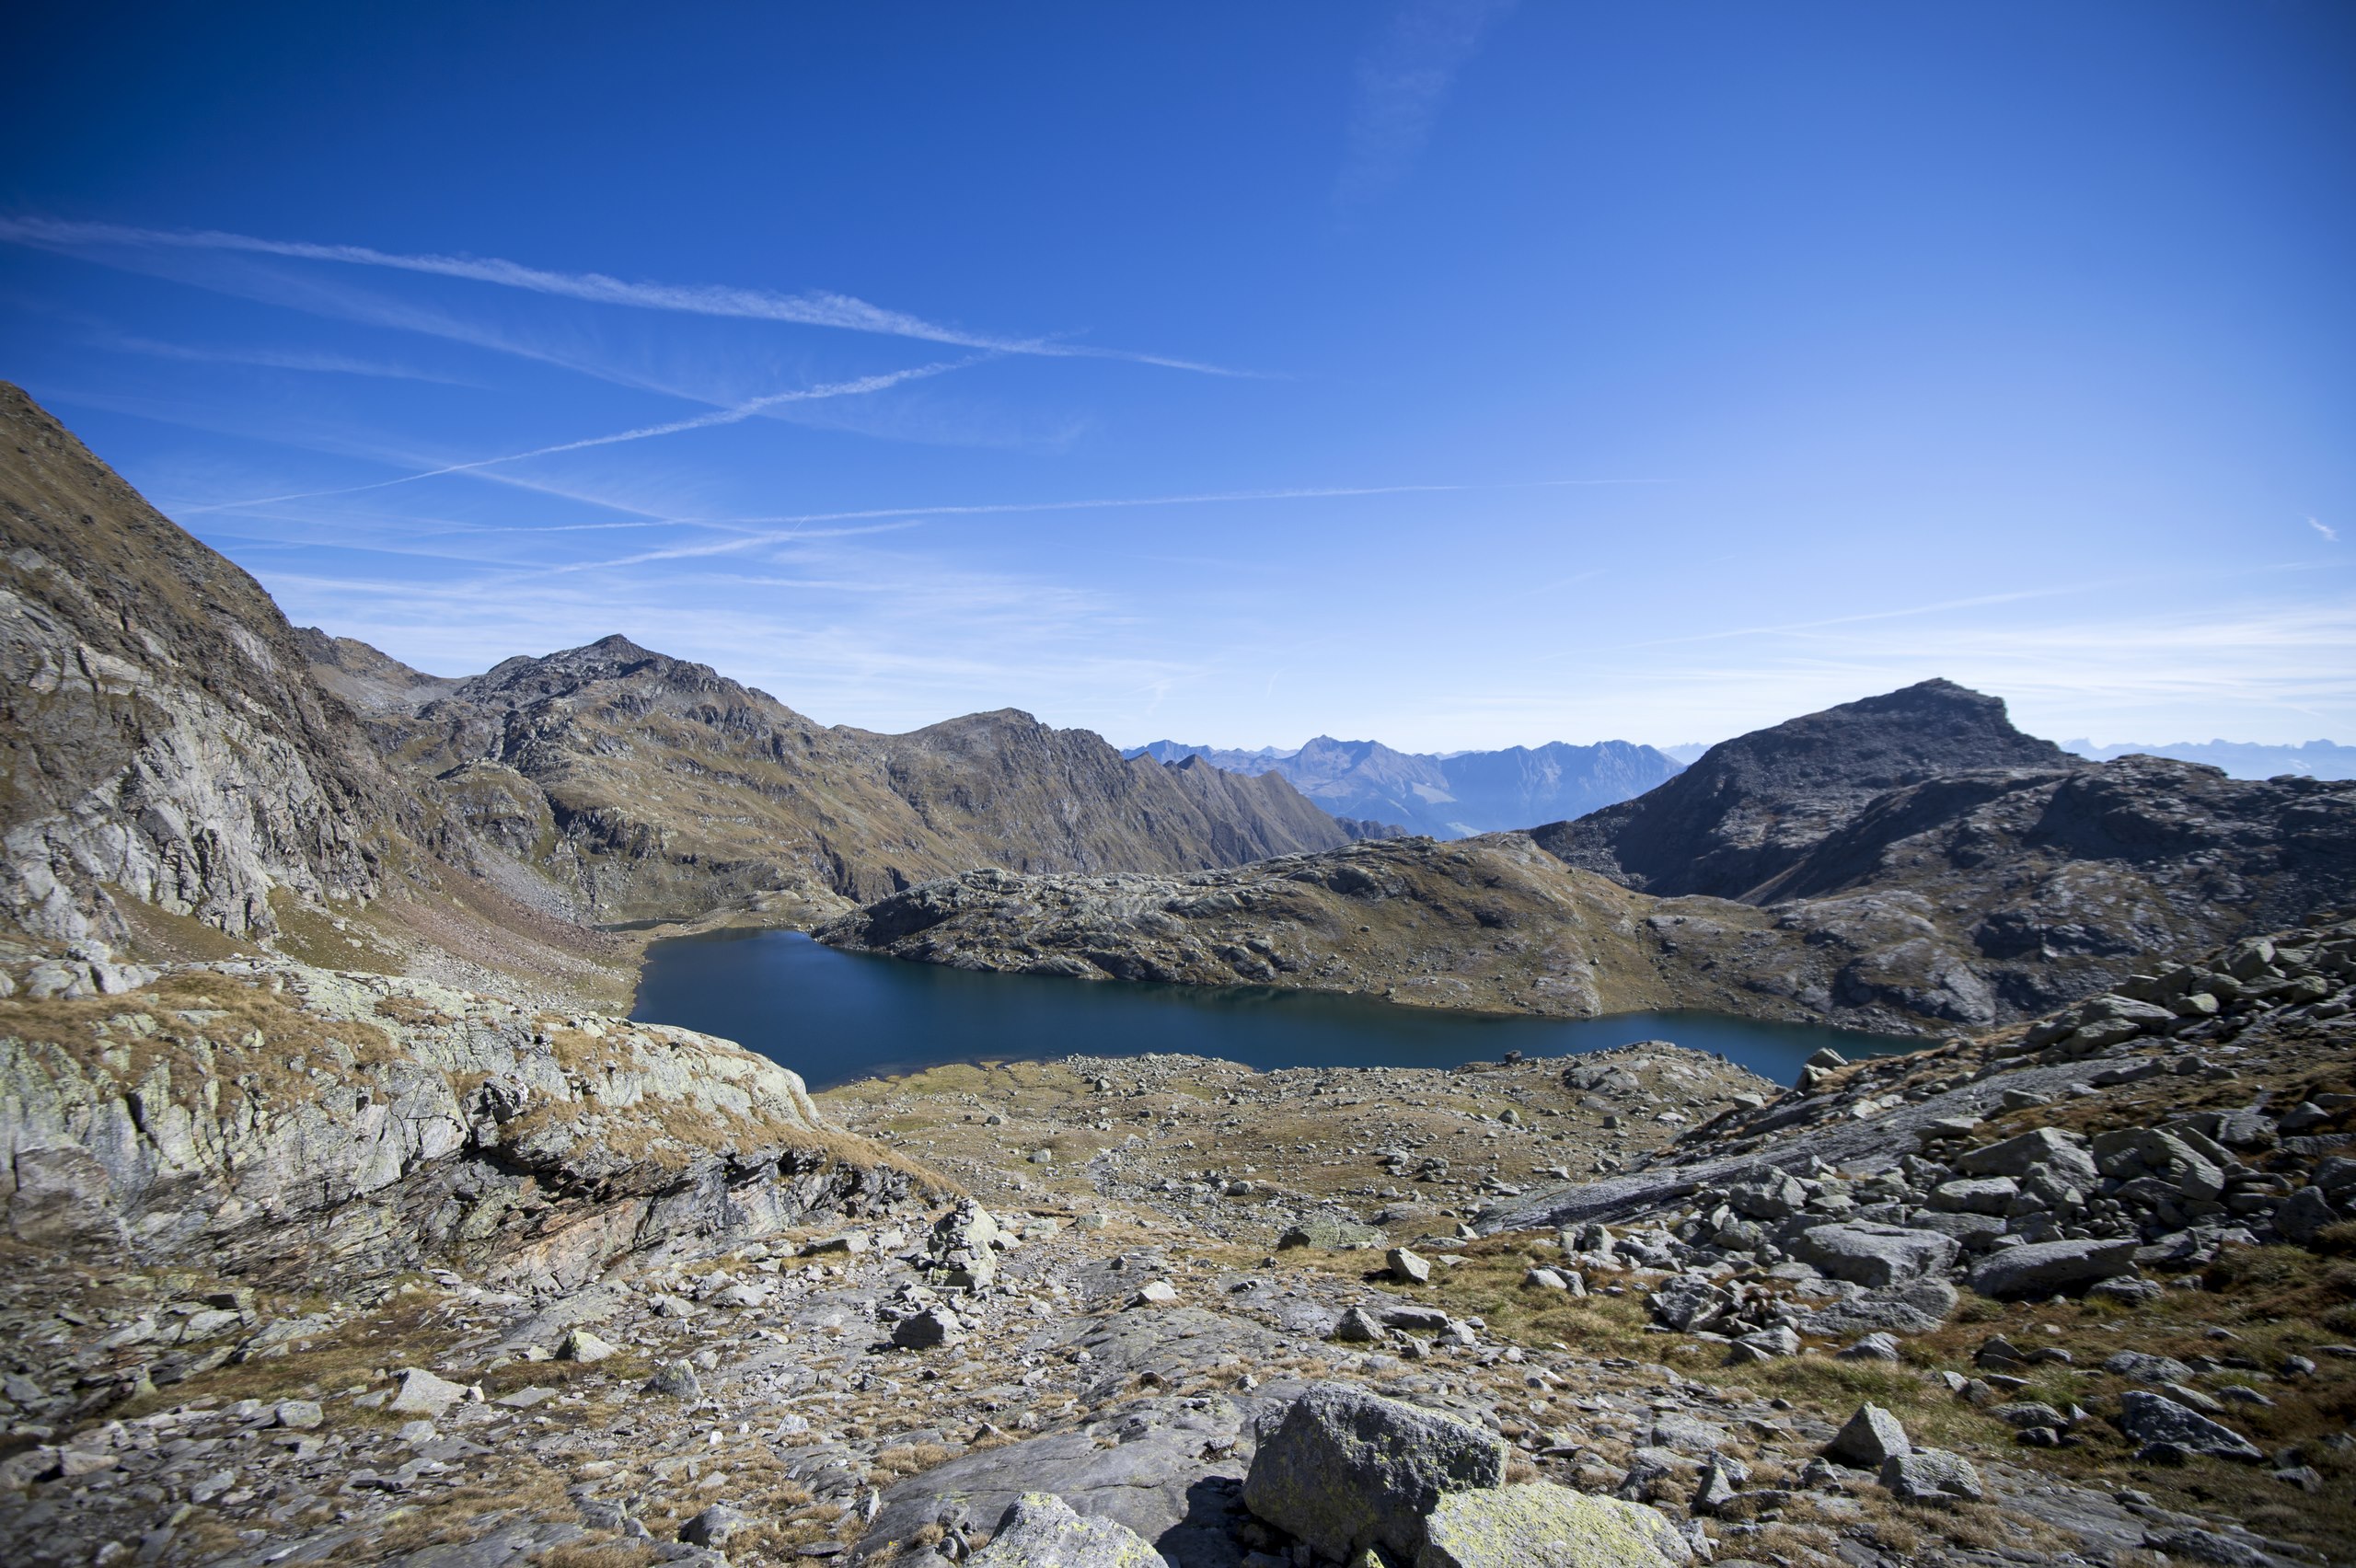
[1792,1223,1959,1287]
[643,1362,703,1399]
[1646,1274,1730,1332]
[2091,1129,2225,1201]
[1331,1307,1387,1343]
[1798,1278,1958,1338]
[1929,1177,2017,1216]
[1388,1248,1433,1285]
[680,1505,746,1548]
[2276,1186,2339,1246]
[1242,1382,1507,1559]
[1957,1128,2096,1184]
[894,1308,965,1350]
[1825,1404,1910,1469]
[1966,1239,2136,1297]
[2117,1391,2264,1462]
[1837,1333,1902,1362]
[1878,1449,1984,1502]
[557,1329,617,1364]
[1415,1482,1692,1568]
[2104,1351,2196,1385]
[1727,1167,1807,1220]
[386,1367,468,1418]
[968,1492,1171,1568]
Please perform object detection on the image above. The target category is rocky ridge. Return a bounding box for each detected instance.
[819,721,2356,1034]
[353,635,1364,926]
[1531,680,2075,900]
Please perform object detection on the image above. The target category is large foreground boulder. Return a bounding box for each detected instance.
[2116,1392,2265,1462]
[970,1493,1172,1568]
[1415,1482,1691,1568]
[1242,1384,1507,1559]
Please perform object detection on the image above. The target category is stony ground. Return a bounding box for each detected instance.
[5,926,2354,1568]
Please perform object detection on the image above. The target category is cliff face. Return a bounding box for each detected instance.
[0,385,398,943]
[362,638,1360,922]
[1534,680,2071,898]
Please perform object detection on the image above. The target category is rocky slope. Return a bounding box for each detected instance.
[0,951,935,1292]
[352,635,1362,924]
[6,931,2350,1568]
[1132,736,1685,839]
[0,384,400,945]
[1533,680,2073,899]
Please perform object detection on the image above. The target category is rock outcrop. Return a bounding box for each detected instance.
[0,383,402,943]
[0,956,934,1289]
[356,635,1364,922]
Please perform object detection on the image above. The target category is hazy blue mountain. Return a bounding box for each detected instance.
[1123,735,1686,837]
[2062,738,2356,780]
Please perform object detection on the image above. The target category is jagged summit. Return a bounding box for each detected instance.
[1532,678,2072,898]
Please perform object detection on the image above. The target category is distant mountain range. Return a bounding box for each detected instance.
[2062,738,2355,780]
[1123,735,1686,838]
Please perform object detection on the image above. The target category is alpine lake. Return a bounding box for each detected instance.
[631,928,1923,1092]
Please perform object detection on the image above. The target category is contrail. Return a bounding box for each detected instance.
[0,215,1244,375]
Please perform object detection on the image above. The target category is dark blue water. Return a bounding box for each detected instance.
[630,928,1923,1091]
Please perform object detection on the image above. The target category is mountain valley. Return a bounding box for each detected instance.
[3,387,2354,1568]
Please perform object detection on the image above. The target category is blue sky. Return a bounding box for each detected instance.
[4,2,2350,750]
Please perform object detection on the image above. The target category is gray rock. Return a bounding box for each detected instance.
[387,1367,468,1418]
[895,1308,965,1350]
[1242,1382,1506,1559]
[644,1362,703,1399]
[680,1505,746,1548]
[1967,1238,2137,1297]
[2140,1528,2269,1567]
[1727,1167,1807,1220]
[273,1399,323,1430]
[2104,1351,2196,1384]
[1648,1412,1727,1457]
[1878,1448,1983,1502]
[1929,1177,2018,1215]
[1330,1307,1386,1343]
[1415,1482,1692,1568]
[2276,1186,2339,1245]
[1388,1247,1432,1285]
[969,1492,1171,1568]
[1797,1278,1958,1338]
[1825,1404,1910,1469]
[1646,1274,1730,1332]
[1957,1128,2096,1183]
[1837,1332,1902,1362]
[2117,1391,2264,1461]
[2086,1276,2164,1307]
[1792,1223,1958,1287]
[558,1329,618,1364]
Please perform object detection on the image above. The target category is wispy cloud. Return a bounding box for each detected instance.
[87,327,472,385]
[176,357,977,513]
[0,215,1242,375]
[2313,517,2339,542]
[1335,0,1518,213]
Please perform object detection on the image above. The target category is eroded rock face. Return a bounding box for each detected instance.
[0,383,398,943]
[0,959,930,1289]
